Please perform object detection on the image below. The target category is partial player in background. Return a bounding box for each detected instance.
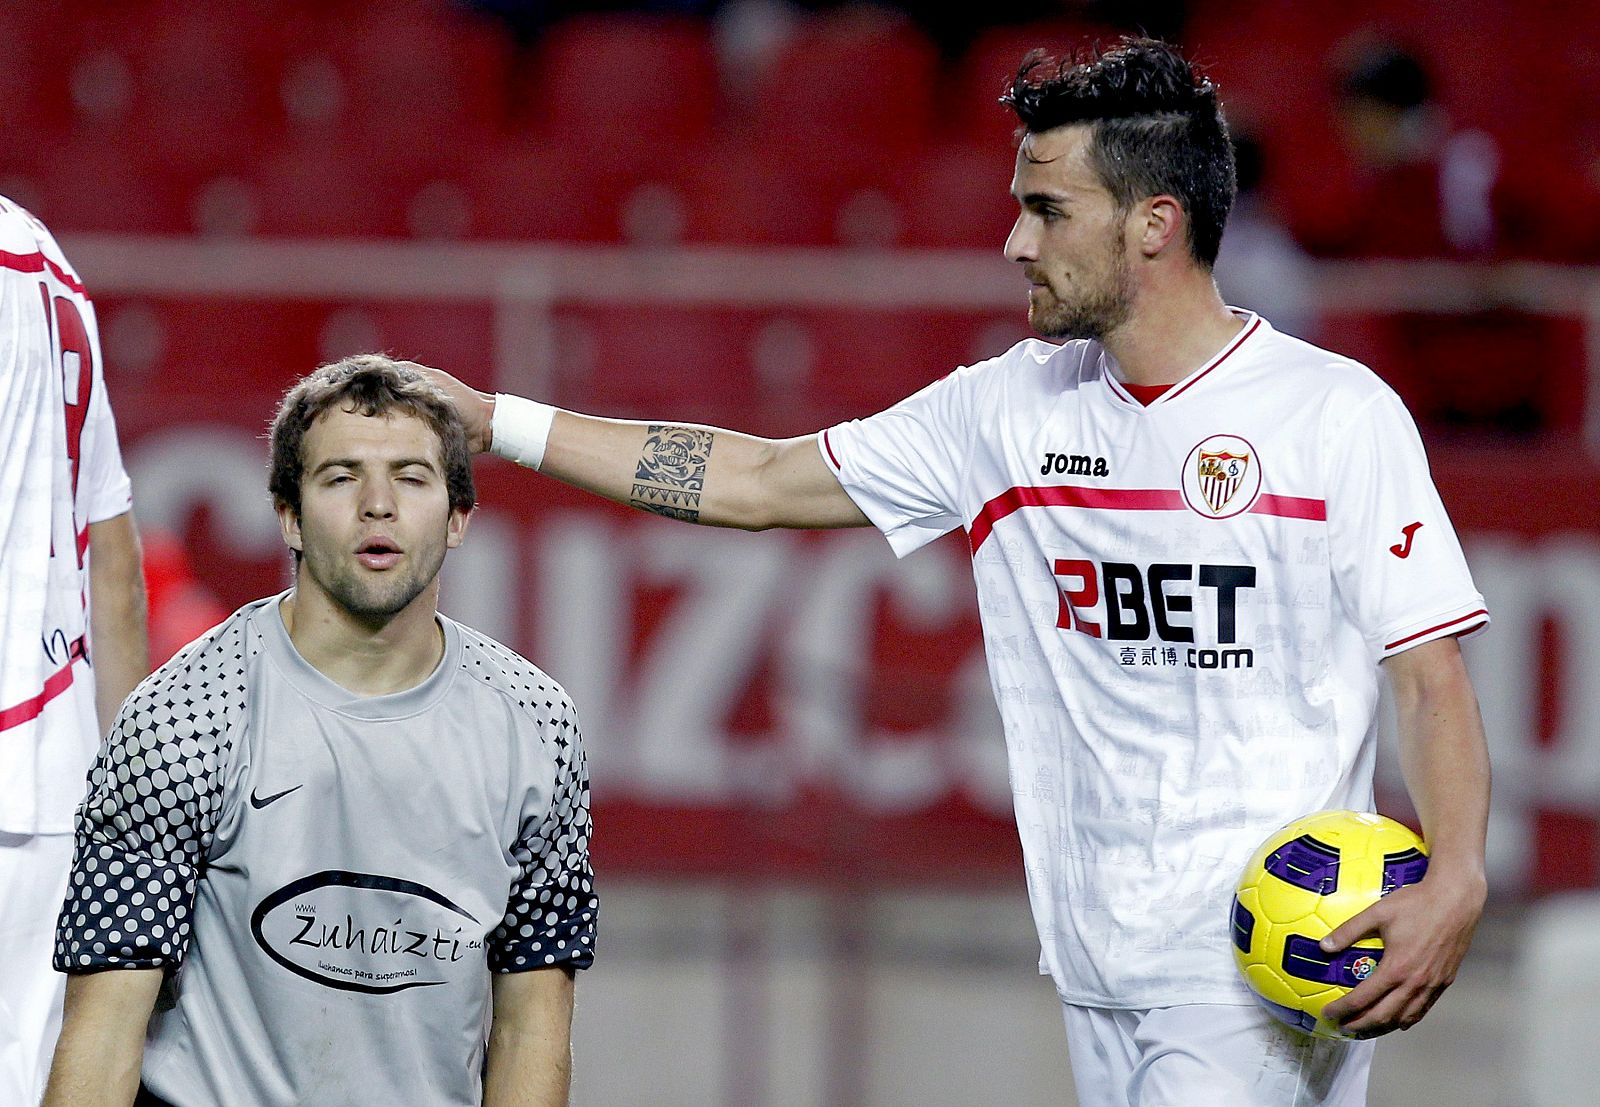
[0,194,149,1106]
[421,37,1490,1107]
[43,357,595,1107]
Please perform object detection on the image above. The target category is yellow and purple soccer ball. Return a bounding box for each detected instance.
[1230,810,1429,1039]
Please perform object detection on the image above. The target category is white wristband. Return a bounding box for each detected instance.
[490,394,558,471]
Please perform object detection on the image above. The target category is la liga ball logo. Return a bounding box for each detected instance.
[1349,955,1378,982]
[1181,434,1263,519]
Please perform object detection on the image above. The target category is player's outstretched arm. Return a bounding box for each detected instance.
[41,969,162,1107]
[88,510,150,736]
[483,967,577,1107]
[1320,636,1490,1037]
[413,365,869,532]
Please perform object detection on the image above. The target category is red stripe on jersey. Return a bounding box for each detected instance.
[1384,609,1489,652]
[968,483,1328,552]
[1250,494,1326,521]
[76,523,90,560]
[0,248,86,294]
[969,486,1187,552]
[0,638,86,734]
[1164,317,1263,402]
[821,429,841,471]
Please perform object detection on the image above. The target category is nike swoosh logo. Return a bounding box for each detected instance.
[249,784,304,809]
[1389,521,1424,559]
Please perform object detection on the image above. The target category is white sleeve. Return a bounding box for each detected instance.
[1325,387,1488,657]
[817,366,980,558]
[75,301,133,524]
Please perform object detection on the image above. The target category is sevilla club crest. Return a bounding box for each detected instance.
[1181,434,1263,518]
[1198,449,1250,513]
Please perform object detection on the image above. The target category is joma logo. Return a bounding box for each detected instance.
[1040,452,1110,477]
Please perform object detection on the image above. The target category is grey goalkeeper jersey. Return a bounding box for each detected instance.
[54,593,597,1107]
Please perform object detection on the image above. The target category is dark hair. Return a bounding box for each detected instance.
[268,354,475,519]
[1001,37,1236,268]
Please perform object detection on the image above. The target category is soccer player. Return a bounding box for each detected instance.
[42,357,596,1107]
[0,194,149,1106]
[426,38,1490,1107]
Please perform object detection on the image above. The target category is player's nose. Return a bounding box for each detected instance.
[1004,214,1036,264]
[359,481,397,518]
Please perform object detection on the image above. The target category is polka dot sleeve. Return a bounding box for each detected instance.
[54,623,245,973]
[489,694,597,974]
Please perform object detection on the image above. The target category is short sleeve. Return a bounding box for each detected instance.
[819,363,984,558]
[53,667,234,972]
[489,694,597,973]
[78,312,134,523]
[1324,387,1489,658]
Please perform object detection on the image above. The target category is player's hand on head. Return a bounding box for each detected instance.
[1317,869,1487,1038]
[405,362,496,454]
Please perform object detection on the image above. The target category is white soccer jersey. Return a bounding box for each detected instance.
[821,311,1487,1009]
[0,195,133,834]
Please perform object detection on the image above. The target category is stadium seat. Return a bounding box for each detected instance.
[804,307,994,418]
[275,1,510,179]
[460,137,629,242]
[511,13,720,161]
[892,142,1019,250]
[0,0,78,136]
[945,21,1121,150]
[748,10,940,176]
[92,295,329,431]
[123,0,288,176]
[670,141,855,247]
[244,140,417,238]
[549,304,761,424]
[21,130,192,235]
[353,302,495,370]
[1322,309,1584,438]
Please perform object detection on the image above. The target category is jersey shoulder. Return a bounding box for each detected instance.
[0,194,47,250]
[976,336,1089,377]
[956,336,1099,407]
[1253,324,1396,408]
[450,620,579,738]
[0,195,69,268]
[119,599,263,744]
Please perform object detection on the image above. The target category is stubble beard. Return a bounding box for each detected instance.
[301,543,445,624]
[1030,240,1133,342]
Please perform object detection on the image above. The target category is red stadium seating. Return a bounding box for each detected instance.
[269,1,509,179]
[802,307,1006,418]
[91,295,329,435]
[19,131,192,235]
[460,137,631,242]
[2,0,1591,439]
[125,0,288,175]
[244,141,418,238]
[548,305,763,425]
[670,140,857,247]
[892,142,1019,250]
[749,10,940,175]
[353,302,496,370]
[945,21,1121,150]
[0,0,78,137]
[513,14,720,156]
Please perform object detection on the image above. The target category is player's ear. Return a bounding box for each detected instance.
[1135,194,1184,259]
[445,505,471,550]
[276,499,303,553]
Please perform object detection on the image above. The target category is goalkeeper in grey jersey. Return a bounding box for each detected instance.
[43,356,596,1107]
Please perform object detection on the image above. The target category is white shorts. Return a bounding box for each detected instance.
[0,831,74,1106]
[1062,1001,1375,1107]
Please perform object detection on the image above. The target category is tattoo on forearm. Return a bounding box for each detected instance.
[630,426,714,521]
